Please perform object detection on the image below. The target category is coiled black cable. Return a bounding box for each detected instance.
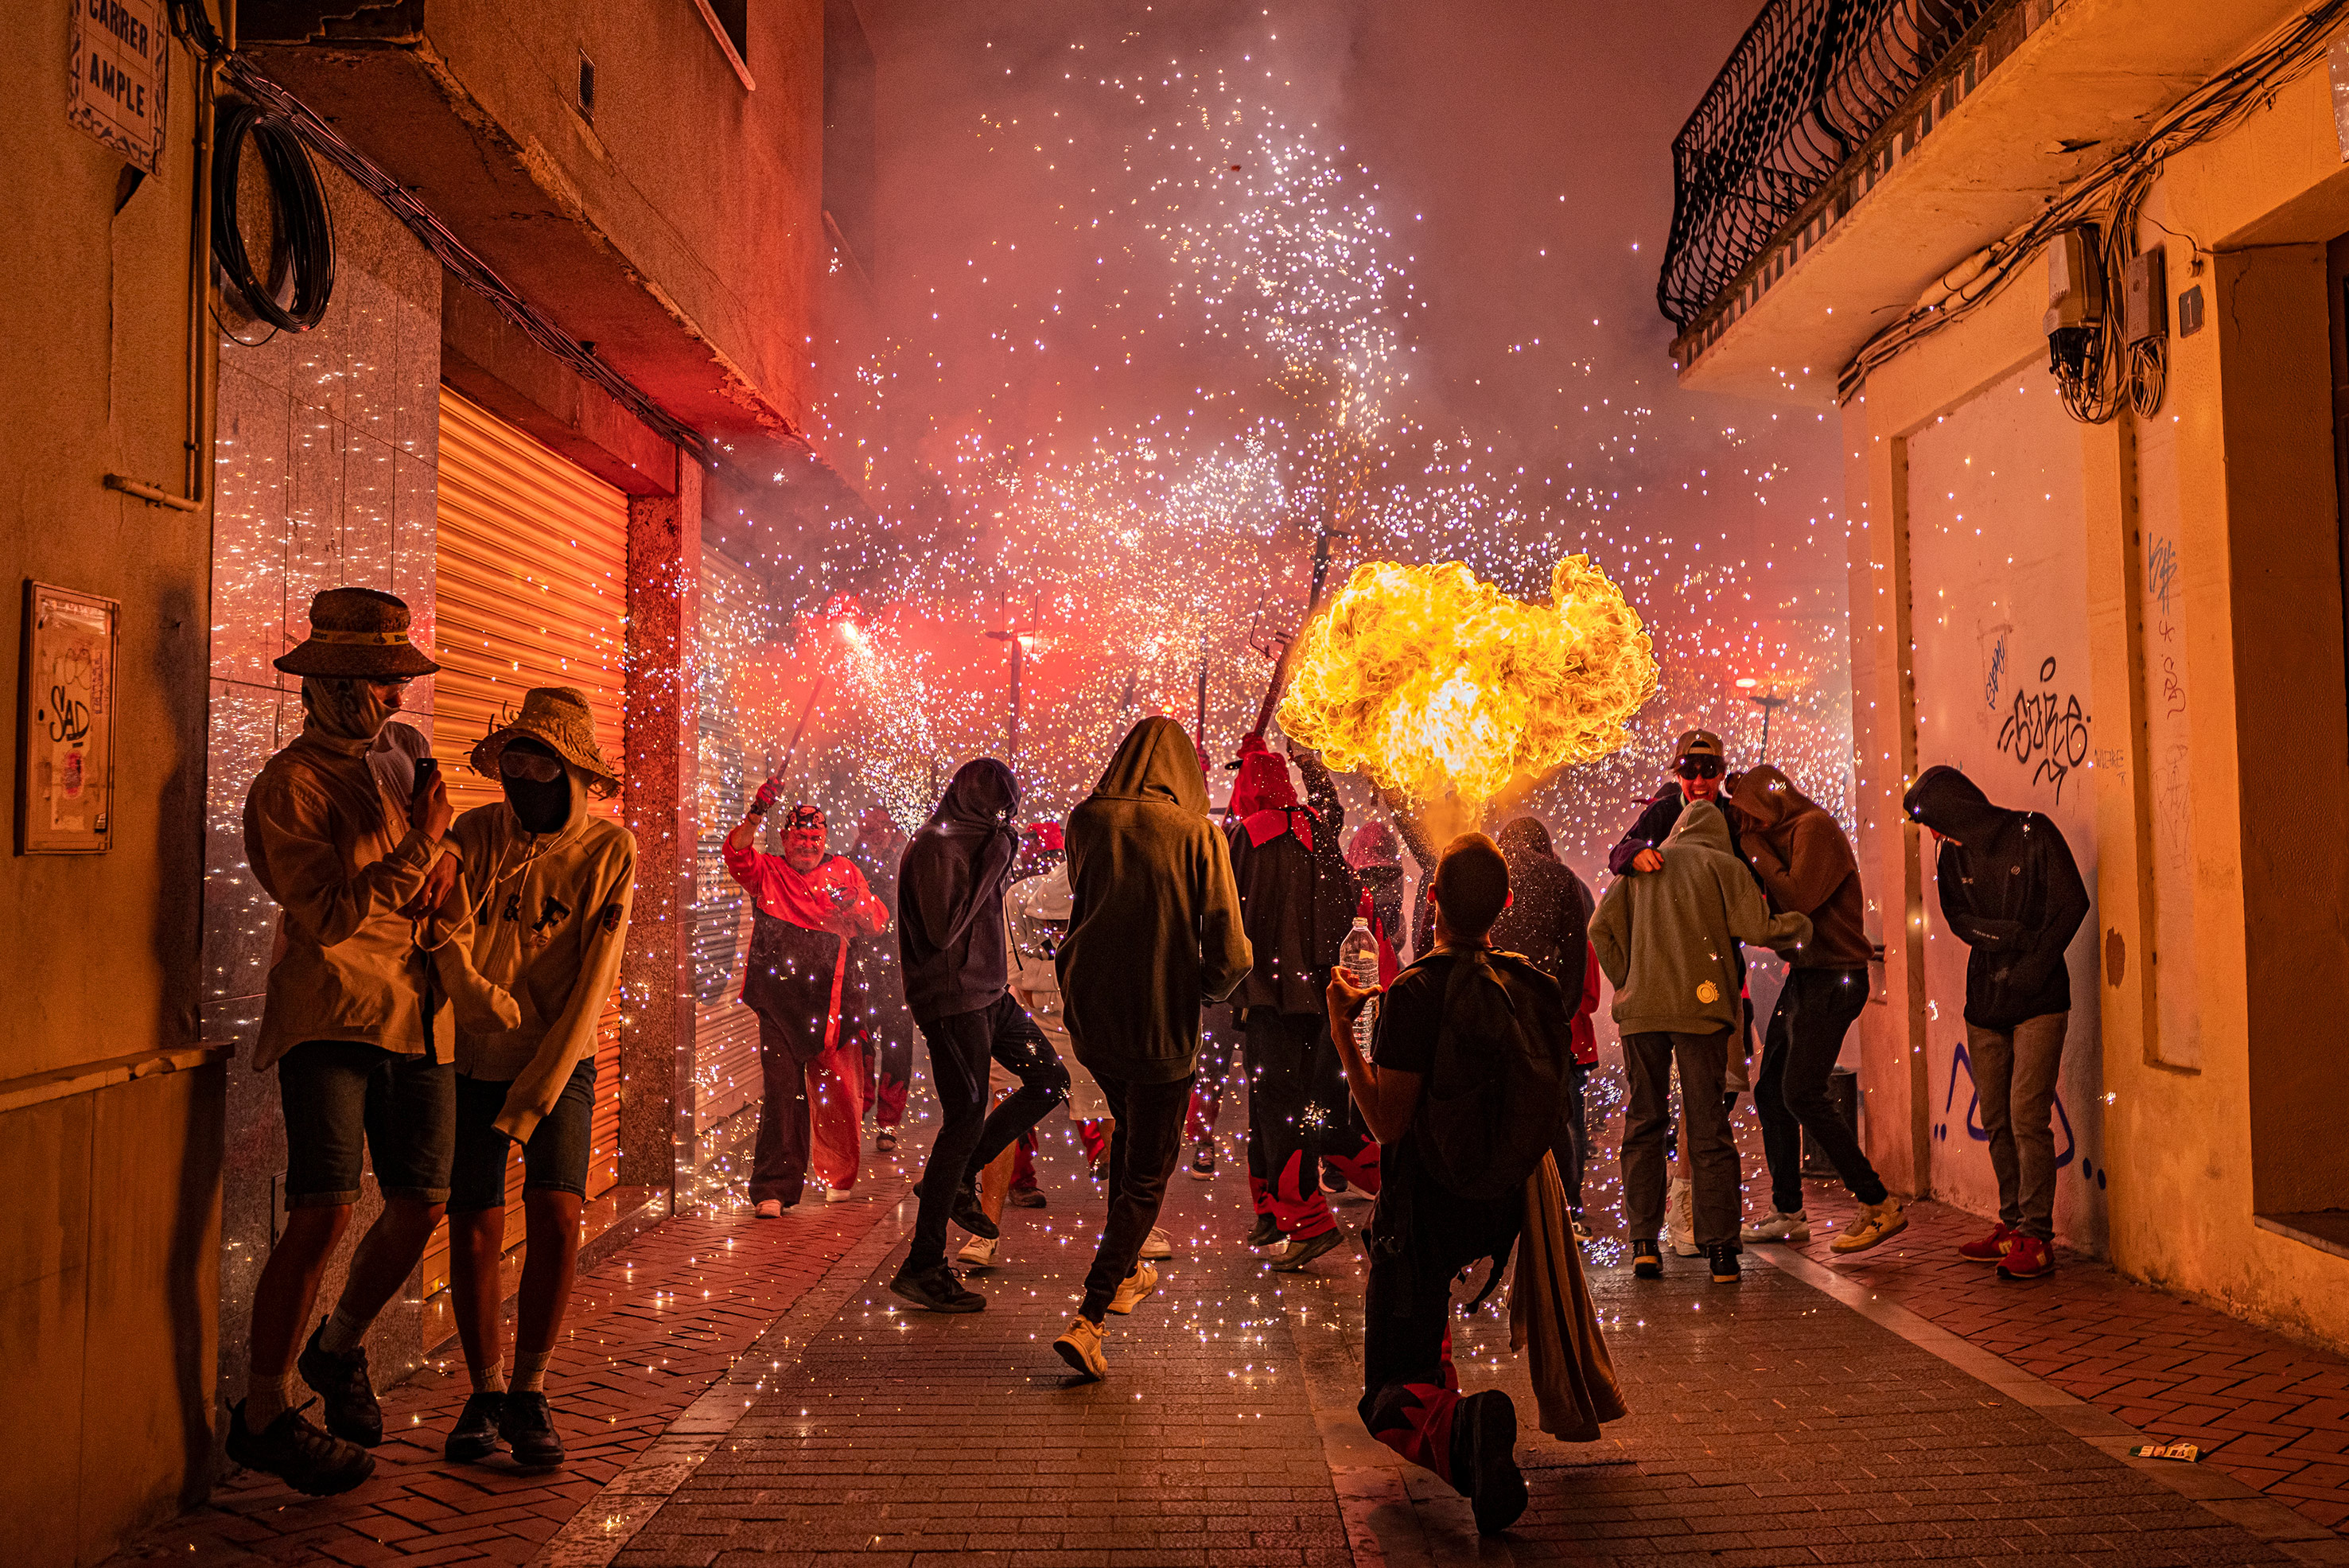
[212,99,336,333]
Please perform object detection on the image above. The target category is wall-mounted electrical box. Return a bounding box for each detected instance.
[2045,226,2106,336]
[2124,250,2168,344]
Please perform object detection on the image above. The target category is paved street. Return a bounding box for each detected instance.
[113,1092,2349,1568]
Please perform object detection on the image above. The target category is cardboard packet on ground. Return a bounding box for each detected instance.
[2129,1441,2200,1462]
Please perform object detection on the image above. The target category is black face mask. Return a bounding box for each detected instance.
[503,747,572,835]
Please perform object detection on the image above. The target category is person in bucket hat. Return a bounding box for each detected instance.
[429,687,636,1469]
[231,589,517,1497]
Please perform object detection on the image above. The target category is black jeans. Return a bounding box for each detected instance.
[1755,967,1884,1212]
[1558,1060,1591,1215]
[1079,1069,1194,1321]
[908,993,1068,1271]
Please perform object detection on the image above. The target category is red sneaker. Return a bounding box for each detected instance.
[1996,1235,2054,1279]
[1957,1224,2015,1263]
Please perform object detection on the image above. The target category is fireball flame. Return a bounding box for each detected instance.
[1276,555,1659,805]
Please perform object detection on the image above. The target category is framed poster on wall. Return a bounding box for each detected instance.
[18,581,119,854]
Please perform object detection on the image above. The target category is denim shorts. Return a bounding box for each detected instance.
[277,1041,457,1208]
[448,1058,597,1212]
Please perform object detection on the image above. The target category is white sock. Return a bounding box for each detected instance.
[473,1360,508,1395]
[317,1301,371,1356]
[245,1370,298,1428]
[511,1349,552,1394]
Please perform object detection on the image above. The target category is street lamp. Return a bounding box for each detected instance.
[1736,677,1788,761]
[985,626,1029,768]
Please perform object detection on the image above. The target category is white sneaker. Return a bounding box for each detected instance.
[1667,1177,1699,1256]
[753,1199,784,1219]
[957,1234,999,1269]
[1741,1208,1811,1243]
[1106,1262,1159,1315]
[825,1186,854,1204]
[1138,1227,1173,1261]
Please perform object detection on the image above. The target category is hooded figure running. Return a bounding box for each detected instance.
[1052,717,1253,1379]
[1903,765,2089,1281]
[1593,800,1809,1286]
[890,759,1071,1313]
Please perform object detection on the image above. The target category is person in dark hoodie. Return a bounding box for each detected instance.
[889,759,1071,1313]
[1227,734,1371,1271]
[1593,800,1810,1285]
[1491,815,1596,1214]
[1903,765,2090,1281]
[1348,821,1410,955]
[1052,718,1253,1379]
[1724,766,1905,1254]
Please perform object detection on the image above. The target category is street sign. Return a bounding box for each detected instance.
[67,0,170,175]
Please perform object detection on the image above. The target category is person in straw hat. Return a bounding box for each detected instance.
[230,588,519,1498]
[431,687,637,1470]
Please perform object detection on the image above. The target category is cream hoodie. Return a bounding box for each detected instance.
[446,766,636,1141]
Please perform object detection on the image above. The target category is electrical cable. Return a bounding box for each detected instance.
[1838,0,2349,413]
[212,98,337,333]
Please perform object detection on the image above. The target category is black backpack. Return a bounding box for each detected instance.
[1409,949,1570,1202]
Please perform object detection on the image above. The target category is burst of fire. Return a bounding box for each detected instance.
[1277,555,1659,805]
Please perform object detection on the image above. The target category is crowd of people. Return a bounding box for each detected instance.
[222,584,2091,1541]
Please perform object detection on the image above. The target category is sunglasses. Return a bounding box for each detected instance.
[1675,755,1724,780]
[500,749,565,784]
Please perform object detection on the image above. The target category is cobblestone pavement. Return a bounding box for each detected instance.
[106,1091,2349,1566]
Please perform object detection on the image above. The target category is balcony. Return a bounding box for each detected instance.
[1659,0,2300,402]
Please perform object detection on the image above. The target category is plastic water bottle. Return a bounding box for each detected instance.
[1339,916,1381,1049]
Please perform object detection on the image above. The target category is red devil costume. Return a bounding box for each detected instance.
[726,802,889,1207]
[1225,736,1379,1259]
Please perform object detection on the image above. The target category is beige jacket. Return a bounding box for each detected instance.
[445,768,636,1142]
[243,730,453,1070]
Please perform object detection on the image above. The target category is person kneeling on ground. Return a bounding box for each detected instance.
[1324,834,1591,1536]
[1052,718,1253,1379]
[1593,800,1809,1285]
[435,687,636,1470]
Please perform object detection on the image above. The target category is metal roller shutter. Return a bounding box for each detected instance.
[421,387,631,1292]
[694,547,764,1132]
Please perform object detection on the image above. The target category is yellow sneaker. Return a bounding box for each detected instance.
[1831,1197,1909,1255]
[1053,1314,1107,1380]
[1106,1261,1158,1315]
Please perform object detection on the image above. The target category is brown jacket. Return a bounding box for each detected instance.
[1725,765,1872,971]
[243,730,452,1070]
[446,768,636,1141]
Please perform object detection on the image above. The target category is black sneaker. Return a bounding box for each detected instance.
[1707,1242,1742,1283]
[1450,1389,1528,1535]
[949,1184,999,1239]
[1246,1213,1284,1249]
[1321,1165,1347,1195]
[1268,1226,1344,1272]
[298,1325,383,1446]
[889,1262,986,1313]
[1631,1239,1663,1279]
[226,1399,375,1496]
[501,1390,566,1469]
[1189,1142,1215,1179]
[1007,1183,1047,1209]
[444,1390,504,1463]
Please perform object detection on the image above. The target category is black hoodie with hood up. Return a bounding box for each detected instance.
[1491,815,1594,1002]
[1057,717,1254,1083]
[1903,765,2090,1029]
[897,758,1021,1023]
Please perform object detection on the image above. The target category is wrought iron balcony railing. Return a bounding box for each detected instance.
[1658,0,2002,332]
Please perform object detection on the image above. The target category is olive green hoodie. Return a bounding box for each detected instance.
[1591,800,1810,1037]
[1057,717,1254,1084]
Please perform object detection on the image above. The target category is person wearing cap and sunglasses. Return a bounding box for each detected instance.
[725,793,893,1215]
[428,687,637,1470]
[229,589,519,1497]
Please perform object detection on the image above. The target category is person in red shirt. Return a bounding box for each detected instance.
[724,788,890,1213]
